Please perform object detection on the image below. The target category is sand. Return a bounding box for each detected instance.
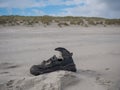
[0,25,120,90]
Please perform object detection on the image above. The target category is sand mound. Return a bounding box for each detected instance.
[0,71,79,90]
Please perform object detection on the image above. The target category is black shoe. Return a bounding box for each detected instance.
[30,47,77,76]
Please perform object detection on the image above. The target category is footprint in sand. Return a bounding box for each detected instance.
[96,76,113,87]
[0,62,20,70]
[0,72,9,74]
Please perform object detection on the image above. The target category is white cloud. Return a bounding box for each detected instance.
[0,0,120,18]
[54,0,106,16]
[64,0,85,5]
[55,0,120,18]
[0,0,45,8]
[0,0,88,8]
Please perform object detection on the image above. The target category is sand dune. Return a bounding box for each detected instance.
[0,26,120,90]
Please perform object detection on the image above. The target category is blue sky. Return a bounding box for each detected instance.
[0,0,120,18]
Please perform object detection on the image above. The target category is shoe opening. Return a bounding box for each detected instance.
[58,58,63,61]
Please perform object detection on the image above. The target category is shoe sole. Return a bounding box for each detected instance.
[30,63,76,76]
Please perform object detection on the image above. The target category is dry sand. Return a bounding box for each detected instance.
[0,26,120,90]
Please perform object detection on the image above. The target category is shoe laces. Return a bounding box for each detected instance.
[42,55,57,65]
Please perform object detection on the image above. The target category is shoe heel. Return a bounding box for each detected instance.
[63,64,77,72]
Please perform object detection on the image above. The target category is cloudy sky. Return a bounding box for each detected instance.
[0,0,120,18]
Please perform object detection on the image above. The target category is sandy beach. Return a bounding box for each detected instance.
[0,26,120,90]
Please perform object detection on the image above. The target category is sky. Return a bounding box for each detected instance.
[0,0,120,18]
